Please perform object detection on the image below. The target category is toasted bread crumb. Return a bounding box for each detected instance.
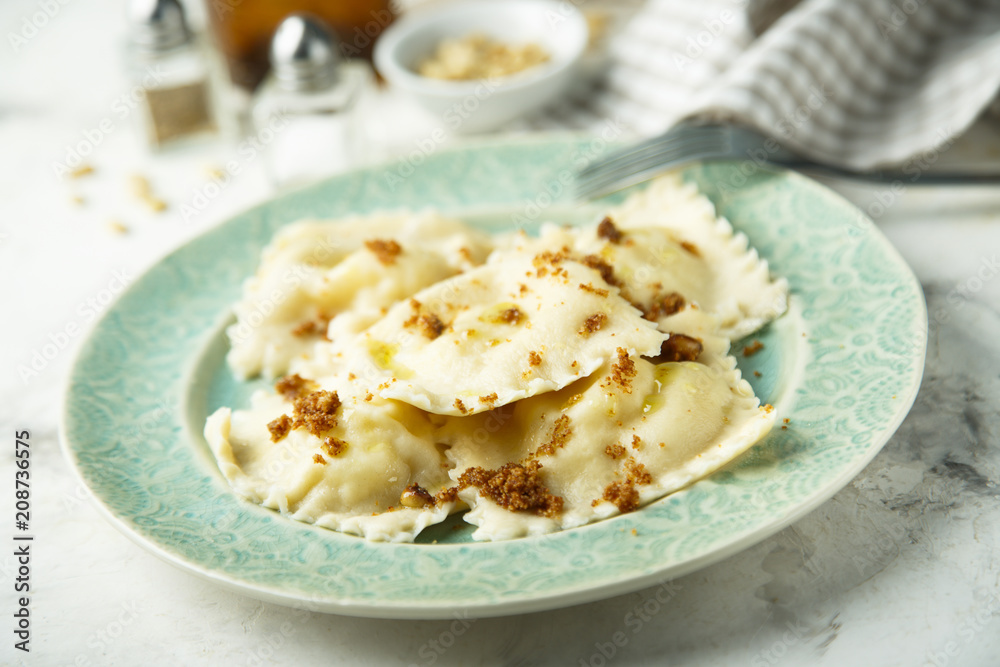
[267,414,292,442]
[400,483,434,508]
[594,458,652,513]
[275,374,316,400]
[364,239,402,265]
[107,220,129,235]
[659,334,703,362]
[579,312,607,335]
[643,292,685,320]
[418,313,445,339]
[579,282,609,297]
[292,390,341,437]
[322,436,348,457]
[605,443,626,459]
[596,216,623,243]
[580,254,619,286]
[459,460,563,518]
[498,306,523,324]
[607,347,636,393]
[69,165,95,179]
[680,240,700,256]
[534,414,572,457]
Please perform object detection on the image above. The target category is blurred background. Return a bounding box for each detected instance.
[2,0,1000,665]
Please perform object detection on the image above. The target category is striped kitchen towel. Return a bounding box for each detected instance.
[529,0,1000,170]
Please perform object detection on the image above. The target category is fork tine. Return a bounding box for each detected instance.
[577,124,728,179]
[579,164,698,199]
[584,131,729,178]
[576,142,721,194]
[577,126,728,182]
[576,125,735,198]
[577,122,1000,198]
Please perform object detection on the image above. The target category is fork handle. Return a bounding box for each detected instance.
[771,158,1000,186]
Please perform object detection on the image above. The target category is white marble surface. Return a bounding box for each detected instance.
[3,1,1000,666]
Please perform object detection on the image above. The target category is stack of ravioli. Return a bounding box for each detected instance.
[205,175,789,542]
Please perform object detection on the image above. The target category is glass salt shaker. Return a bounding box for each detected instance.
[125,0,222,151]
[251,13,371,190]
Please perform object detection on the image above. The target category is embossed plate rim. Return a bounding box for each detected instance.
[60,135,927,618]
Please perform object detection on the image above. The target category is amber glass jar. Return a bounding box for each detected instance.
[205,0,395,90]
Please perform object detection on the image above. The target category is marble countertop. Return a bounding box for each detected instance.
[3,1,999,665]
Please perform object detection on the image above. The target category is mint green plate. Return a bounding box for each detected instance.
[61,136,926,619]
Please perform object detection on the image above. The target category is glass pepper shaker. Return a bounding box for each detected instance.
[251,13,371,190]
[125,0,222,151]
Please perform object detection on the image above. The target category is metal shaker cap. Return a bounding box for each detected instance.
[270,13,341,92]
[127,0,191,53]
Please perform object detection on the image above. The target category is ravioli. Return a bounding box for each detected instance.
[205,376,457,542]
[485,218,785,342]
[349,249,665,416]
[209,174,788,543]
[226,211,492,379]
[601,175,788,339]
[438,341,773,540]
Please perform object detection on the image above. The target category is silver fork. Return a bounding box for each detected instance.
[575,122,1000,199]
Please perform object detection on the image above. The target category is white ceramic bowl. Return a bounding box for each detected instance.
[374,0,589,133]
